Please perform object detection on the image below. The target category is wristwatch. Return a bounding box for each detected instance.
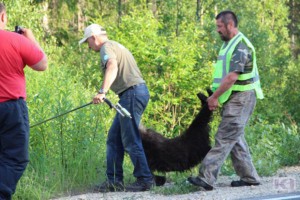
[98,88,107,94]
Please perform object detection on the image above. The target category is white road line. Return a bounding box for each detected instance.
[261,195,300,200]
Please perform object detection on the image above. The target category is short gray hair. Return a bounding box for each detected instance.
[216,10,238,27]
[0,3,6,13]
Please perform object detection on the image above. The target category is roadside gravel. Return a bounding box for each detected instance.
[52,165,300,200]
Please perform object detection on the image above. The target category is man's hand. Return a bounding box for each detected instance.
[207,71,239,110]
[93,93,106,104]
[21,28,38,44]
[207,95,219,111]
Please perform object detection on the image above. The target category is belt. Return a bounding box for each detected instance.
[118,83,145,97]
[4,97,24,102]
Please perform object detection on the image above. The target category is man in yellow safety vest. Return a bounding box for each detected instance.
[188,10,263,190]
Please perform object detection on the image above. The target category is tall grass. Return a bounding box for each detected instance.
[13,58,114,199]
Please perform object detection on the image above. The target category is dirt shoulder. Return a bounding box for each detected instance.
[52,165,300,200]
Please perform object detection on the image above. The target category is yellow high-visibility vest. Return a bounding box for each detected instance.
[212,32,264,104]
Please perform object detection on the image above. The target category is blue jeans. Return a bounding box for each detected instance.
[0,99,29,200]
[106,83,153,183]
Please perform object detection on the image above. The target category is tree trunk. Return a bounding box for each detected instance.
[42,1,49,33]
[151,0,157,17]
[176,0,182,36]
[118,0,122,27]
[288,0,300,58]
[77,0,86,31]
[196,0,200,21]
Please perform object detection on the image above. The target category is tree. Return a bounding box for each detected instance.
[288,0,300,58]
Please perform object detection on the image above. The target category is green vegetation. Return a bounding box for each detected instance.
[2,0,299,199]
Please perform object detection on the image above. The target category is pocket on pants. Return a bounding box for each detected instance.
[134,94,149,116]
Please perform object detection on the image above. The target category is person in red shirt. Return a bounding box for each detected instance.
[0,3,48,200]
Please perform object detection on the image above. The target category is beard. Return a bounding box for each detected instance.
[219,33,230,41]
[219,27,230,41]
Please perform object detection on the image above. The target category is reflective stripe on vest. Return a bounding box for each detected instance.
[212,32,264,104]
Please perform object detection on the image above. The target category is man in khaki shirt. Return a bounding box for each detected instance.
[79,24,154,192]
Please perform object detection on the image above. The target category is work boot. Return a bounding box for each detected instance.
[125,178,155,192]
[231,180,260,187]
[93,181,125,193]
[187,176,213,191]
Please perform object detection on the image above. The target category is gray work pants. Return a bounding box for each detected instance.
[199,90,260,186]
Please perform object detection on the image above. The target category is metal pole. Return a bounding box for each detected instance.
[30,102,93,128]
[30,98,132,128]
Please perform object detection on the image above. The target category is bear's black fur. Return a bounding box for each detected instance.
[140,89,213,186]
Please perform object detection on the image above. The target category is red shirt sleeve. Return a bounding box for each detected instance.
[19,36,45,67]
